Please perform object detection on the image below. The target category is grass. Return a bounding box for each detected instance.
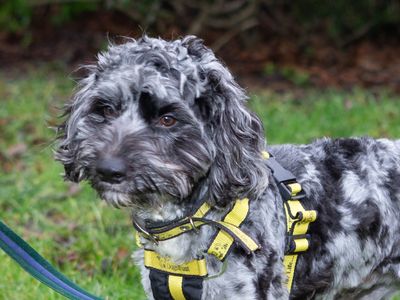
[0,69,400,299]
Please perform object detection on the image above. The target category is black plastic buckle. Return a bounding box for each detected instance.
[265,156,306,201]
[278,183,294,201]
[279,182,307,201]
[266,157,296,184]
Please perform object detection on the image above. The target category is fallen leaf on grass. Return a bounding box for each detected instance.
[115,247,130,262]
[6,143,27,158]
[67,183,81,197]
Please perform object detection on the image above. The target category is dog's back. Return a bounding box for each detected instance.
[269,137,400,299]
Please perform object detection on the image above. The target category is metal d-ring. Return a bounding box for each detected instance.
[188,217,199,234]
[132,218,159,245]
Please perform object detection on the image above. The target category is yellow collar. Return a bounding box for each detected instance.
[136,197,260,261]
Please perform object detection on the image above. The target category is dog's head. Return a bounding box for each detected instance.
[56,36,268,210]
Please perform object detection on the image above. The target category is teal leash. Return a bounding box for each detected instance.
[0,220,103,300]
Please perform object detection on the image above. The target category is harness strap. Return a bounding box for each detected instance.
[168,275,186,300]
[149,270,203,300]
[145,250,206,300]
[134,200,259,255]
[283,199,316,290]
[139,198,259,300]
[207,198,252,261]
[263,151,317,292]
[139,151,317,298]
[132,202,211,243]
[144,250,208,277]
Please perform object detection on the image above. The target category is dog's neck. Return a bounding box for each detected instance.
[134,200,187,223]
[133,182,208,223]
[134,202,227,264]
[132,177,285,265]
[132,189,224,261]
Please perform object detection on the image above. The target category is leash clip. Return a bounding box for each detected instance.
[205,259,228,280]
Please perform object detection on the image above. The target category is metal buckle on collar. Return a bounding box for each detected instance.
[132,218,159,245]
[188,217,200,234]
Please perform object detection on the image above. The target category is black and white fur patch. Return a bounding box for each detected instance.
[56,35,400,299]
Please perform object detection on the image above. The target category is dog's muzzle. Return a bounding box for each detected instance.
[96,156,127,184]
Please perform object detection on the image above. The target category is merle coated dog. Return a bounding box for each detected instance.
[56,35,400,299]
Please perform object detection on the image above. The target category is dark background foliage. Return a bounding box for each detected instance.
[1,0,399,91]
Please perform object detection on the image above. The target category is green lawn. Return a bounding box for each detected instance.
[0,69,399,299]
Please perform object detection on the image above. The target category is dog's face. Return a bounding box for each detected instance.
[56,36,268,210]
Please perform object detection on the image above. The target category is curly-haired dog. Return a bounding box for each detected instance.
[56,36,400,299]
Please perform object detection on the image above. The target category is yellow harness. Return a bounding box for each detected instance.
[262,151,317,291]
[135,152,317,299]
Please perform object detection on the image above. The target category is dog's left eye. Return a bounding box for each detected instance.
[158,115,177,127]
[102,106,117,118]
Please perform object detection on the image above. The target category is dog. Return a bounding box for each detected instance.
[55,35,400,299]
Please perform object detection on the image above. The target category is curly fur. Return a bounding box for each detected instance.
[56,35,400,299]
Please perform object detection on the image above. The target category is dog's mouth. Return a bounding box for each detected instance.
[88,163,196,209]
[91,179,167,209]
[100,189,132,208]
[89,179,133,208]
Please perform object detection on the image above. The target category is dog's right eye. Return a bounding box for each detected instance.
[158,115,177,127]
[92,104,118,120]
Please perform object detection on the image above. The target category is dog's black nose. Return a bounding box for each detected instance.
[96,157,127,183]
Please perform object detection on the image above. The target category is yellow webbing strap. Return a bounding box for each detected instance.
[261,151,270,159]
[207,198,255,260]
[193,202,212,218]
[283,187,317,292]
[263,150,317,292]
[168,275,186,300]
[223,198,250,225]
[285,200,317,236]
[213,220,259,253]
[287,183,302,196]
[283,254,299,292]
[135,231,143,248]
[144,250,208,277]
[136,217,259,256]
[135,199,259,257]
[141,202,211,241]
[151,223,199,240]
[138,198,259,300]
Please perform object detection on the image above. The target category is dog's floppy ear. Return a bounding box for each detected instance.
[184,37,269,206]
[56,106,78,182]
[55,73,97,182]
